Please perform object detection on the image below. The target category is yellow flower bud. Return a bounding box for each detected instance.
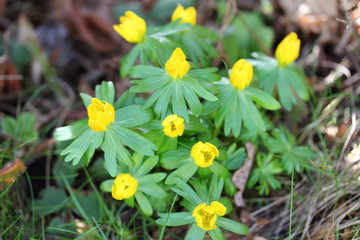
[229,59,253,90]
[191,141,219,168]
[275,32,301,66]
[192,201,226,231]
[87,98,115,132]
[162,114,185,138]
[113,11,146,44]
[165,48,190,79]
[112,173,138,200]
[171,4,197,25]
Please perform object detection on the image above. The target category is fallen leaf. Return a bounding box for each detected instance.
[232,142,256,207]
[0,159,26,190]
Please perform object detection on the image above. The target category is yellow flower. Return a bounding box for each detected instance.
[191,141,219,168]
[229,59,253,90]
[192,201,226,231]
[165,48,190,79]
[87,98,115,132]
[113,11,146,43]
[171,4,197,25]
[112,173,138,200]
[162,114,185,138]
[275,32,301,66]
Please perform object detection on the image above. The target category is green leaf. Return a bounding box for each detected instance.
[139,184,166,198]
[209,227,226,240]
[185,223,206,240]
[138,173,166,185]
[173,177,202,205]
[80,93,92,107]
[34,187,68,216]
[114,89,137,109]
[101,130,130,176]
[282,146,315,174]
[112,126,157,156]
[129,65,165,78]
[72,192,101,221]
[120,43,142,78]
[166,162,198,185]
[182,84,202,116]
[223,145,246,171]
[61,129,104,166]
[136,156,159,176]
[149,21,191,37]
[157,212,194,226]
[217,216,249,235]
[245,87,280,110]
[208,175,224,201]
[239,92,265,132]
[95,81,115,104]
[160,148,192,169]
[248,154,282,195]
[116,105,153,127]
[54,120,88,141]
[100,179,113,192]
[209,161,230,179]
[52,160,79,188]
[130,75,170,93]
[135,191,153,216]
[124,195,135,207]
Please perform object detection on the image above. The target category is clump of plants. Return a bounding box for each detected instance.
[54,4,313,239]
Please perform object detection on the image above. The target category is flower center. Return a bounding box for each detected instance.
[202,151,212,162]
[170,121,177,131]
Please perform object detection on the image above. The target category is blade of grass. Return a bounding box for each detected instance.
[25,171,35,235]
[0,215,21,237]
[158,194,178,240]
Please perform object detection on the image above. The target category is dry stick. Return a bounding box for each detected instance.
[214,0,237,66]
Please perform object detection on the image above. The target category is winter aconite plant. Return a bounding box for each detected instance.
[54,4,314,239]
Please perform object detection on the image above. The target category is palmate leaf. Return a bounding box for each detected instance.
[61,129,104,166]
[212,83,280,137]
[248,154,282,195]
[57,80,156,176]
[130,66,218,122]
[252,53,311,111]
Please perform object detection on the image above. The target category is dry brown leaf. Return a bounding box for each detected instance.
[232,142,256,207]
[0,159,26,190]
[0,56,22,93]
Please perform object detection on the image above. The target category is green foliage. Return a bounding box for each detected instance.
[49,6,314,239]
[251,53,311,111]
[223,12,274,65]
[248,153,282,195]
[206,82,280,137]
[129,65,218,122]
[156,176,249,238]
[261,127,315,174]
[34,187,68,216]
[54,81,157,176]
[1,112,38,143]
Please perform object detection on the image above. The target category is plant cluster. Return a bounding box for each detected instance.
[53,4,314,239]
